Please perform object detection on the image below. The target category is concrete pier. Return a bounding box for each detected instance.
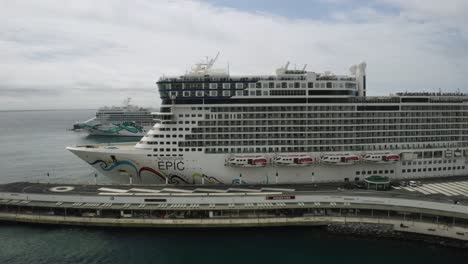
[1,181,468,243]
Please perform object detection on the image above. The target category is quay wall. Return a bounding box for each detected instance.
[1,212,467,242]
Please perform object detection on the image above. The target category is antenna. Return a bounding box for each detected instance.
[349,65,357,76]
[123,97,131,107]
[302,64,307,71]
[284,61,290,70]
[206,51,220,70]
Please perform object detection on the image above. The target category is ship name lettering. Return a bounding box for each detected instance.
[157,160,185,171]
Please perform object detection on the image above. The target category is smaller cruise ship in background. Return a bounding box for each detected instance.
[74,98,155,137]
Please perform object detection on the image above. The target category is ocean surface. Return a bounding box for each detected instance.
[0,110,468,263]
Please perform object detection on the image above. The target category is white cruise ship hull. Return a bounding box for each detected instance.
[67,59,468,185]
[68,145,468,184]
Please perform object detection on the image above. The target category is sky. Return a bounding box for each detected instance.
[0,0,467,110]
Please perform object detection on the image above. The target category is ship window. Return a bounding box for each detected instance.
[402,169,406,173]
[185,148,189,151]
[428,168,432,171]
[355,171,360,175]
[373,171,377,174]
[361,171,366,175]
[308,82,313,88]
[166,148,170,151]
[191,148,196,151]
[378,170,383,174]
[384,170,388,174]
[417,168,421,172]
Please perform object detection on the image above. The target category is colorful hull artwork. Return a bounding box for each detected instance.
[88,159,224,184]
[79,122,144,134]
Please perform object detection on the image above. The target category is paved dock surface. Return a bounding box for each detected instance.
[2,175,468,205]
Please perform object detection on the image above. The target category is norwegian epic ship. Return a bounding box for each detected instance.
[67,56,468,184]
[75,98,154,137]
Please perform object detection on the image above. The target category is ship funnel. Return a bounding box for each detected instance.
[357,61,367,97]
[358,62,367,76]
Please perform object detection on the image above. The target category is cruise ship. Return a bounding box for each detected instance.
[75,98,154,137]
[67,56,468,184]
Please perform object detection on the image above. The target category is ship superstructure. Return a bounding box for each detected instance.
[76,98,154,137]
[68,56,468,184]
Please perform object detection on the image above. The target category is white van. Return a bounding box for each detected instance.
[409,181,417,187]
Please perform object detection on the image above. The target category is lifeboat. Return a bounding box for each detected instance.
[320,154,360,165]
[362,153,400,163]
[226,156,268,167]
[273,155,314,166]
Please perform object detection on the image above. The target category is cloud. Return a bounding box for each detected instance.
[0,0,467,110]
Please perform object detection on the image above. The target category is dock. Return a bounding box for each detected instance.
[1,180,468,242]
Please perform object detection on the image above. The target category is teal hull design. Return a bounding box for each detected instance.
[79,121,144,135]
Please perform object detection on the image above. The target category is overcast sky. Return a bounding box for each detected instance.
[1,0,467,110]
